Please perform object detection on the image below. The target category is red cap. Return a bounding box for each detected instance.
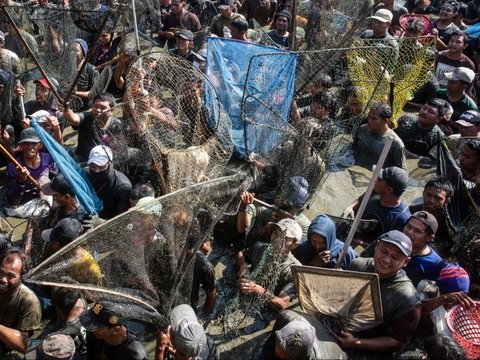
[35,78,51,90]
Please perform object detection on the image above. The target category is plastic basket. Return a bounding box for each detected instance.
[446,302,480,360]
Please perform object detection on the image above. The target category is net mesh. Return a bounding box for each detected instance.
[24,173,246,326]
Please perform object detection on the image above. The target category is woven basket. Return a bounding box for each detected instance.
[446,302,480,360]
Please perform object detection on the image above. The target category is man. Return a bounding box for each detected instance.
[459,139,480,187]
[169,29,199,64]
[409,177,454,258]
[354,103,407,170]
[292,214,357,269]
[395,98,447,157]
[373,0,408,29]
[434,67,478,123]
[0,31,19,74]
[80,302,147,359]
[4,13,38,60]
[445,110,480,159]
[240,0,276,27]
[85,145,132,220]
[344,166,411,244]
[209,0,246,38]
[267,10,291,49]
[435,30,474,88]
[403,211,444,287]
[360,9,399,73]
[70,38,99,111]
[63,92,125,163]
[158,0,201,49]
[337,231,420,357]
[128,182,155,208]
[465,0,480,25]
[228,17,250,42]
[40,218,101,285]
[156,304,217,359]
[236,218,303,311]
[0,248,42,354]
[432,1,460,50]
[5,127,55,206]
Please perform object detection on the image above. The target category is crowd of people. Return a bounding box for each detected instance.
[0,0,479,359]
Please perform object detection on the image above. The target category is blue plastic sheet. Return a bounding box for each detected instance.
[206,38,297,158]
[30,119,103,215]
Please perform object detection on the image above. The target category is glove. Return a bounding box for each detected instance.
[82,215,106,231]
[342,206,355,219]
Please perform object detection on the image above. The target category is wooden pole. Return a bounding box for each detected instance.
[336,137,393,269]
[252,197,295,219]
[0,143,40,189]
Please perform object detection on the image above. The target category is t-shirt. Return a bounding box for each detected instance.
[347,258,420,343]
[75,63,100,111]
[404,246,444,287]
[354,125,407,170]
[435,51,475,87]
[191,251,215,308]
[433,20,460,48]
[266,30,289,48]
[434,88,478,122]
[0,284,41,335]
[86,332,147,360]
[395,114,445,156]
[240,0,276,26]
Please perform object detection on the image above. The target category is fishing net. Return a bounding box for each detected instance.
[292,266,383,333]
[347,36,436,124]
[123,50,234,193]
[24,173,247,327]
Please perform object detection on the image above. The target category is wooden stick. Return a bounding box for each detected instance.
[252,197,295,219]
[0,143,40,189]
[16,80,26,120]
[336,137,394,269]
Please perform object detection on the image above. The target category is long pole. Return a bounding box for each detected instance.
[130,0,145,94]
[289,0,297,50]
[336,137,393,269]
[0,143,41,189]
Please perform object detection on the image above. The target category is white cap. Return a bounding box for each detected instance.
[276,218,303,242]
[87,145,113,166]
[370,9,393,23]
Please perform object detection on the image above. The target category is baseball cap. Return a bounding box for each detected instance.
[28,110,50,123]
[410,211,438,234]
[80,302,122,332]
[41,173,73,196]
[274,9,292,21]
[18,127,41,143]
[217,0,234,10]
[370,9,393,23]
[378,230,412,256]
[41,218,83,244]
[175,29,194,41]
[170,304,207,357]
[25,334,77,360]
[436,264,470,294]
[444,67,475,84]
[275,320,316,360]
[275,218,302,242]
[375,166,409,196]
[34,78,51,90]
[456,110,480,127]
[88,145,113,166]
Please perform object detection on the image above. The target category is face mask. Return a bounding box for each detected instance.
[90,164,113,186]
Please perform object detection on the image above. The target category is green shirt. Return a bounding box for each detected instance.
[434,88,478,122]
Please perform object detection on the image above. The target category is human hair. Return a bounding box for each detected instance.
[0,247,28,276]
[93,92,116,108]
[129,183,155,200]
[311,92,337,118]
[51,286,82,313]
[449,29,468,45]
[370,103,392,119]
[313,73,333,89]
[406,18,425,32]
[466,139,480,158]
[458,2,468,17]
[424,335,465,360]
[426,98,451,118]
[424,176,454,199]
[444,0,460,12]
[230,17,249,33]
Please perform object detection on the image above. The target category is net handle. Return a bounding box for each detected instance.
[336,136,393,269]
[0,142,41,189]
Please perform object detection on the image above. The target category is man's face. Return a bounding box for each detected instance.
[72,43,84,63]
[20,142,42,159]
[91,99,113,123]
[89,162,110,174]
[229,26,243,40]
[459,144,480,174]
[422,187,449,214]
[447,79,466,94]
[371,19,390,37]
[367,109,387,134]
[418,104,440,128]
[448,34,465,54]
[99,32,111,46]
[373,241,410,279]
[403,218,433,253]
[373,177,391,196]
[458,123,480,137]
[309,233,327,253]
[35,84,50,103]
[275,16,289,32]
[175,37,190,51]
[439,4,457,20]
[348,95,363,115]
[0,256,22,296]
[171,0,184,15]
[219,7,232,18]
[52,192,70,207]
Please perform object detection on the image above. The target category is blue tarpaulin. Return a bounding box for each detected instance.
[30,120,103,215]
[206,38,297,158]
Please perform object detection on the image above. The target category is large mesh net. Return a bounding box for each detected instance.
[24,173,247,326]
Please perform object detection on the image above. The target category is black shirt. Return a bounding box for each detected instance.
[86,332,147,360]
